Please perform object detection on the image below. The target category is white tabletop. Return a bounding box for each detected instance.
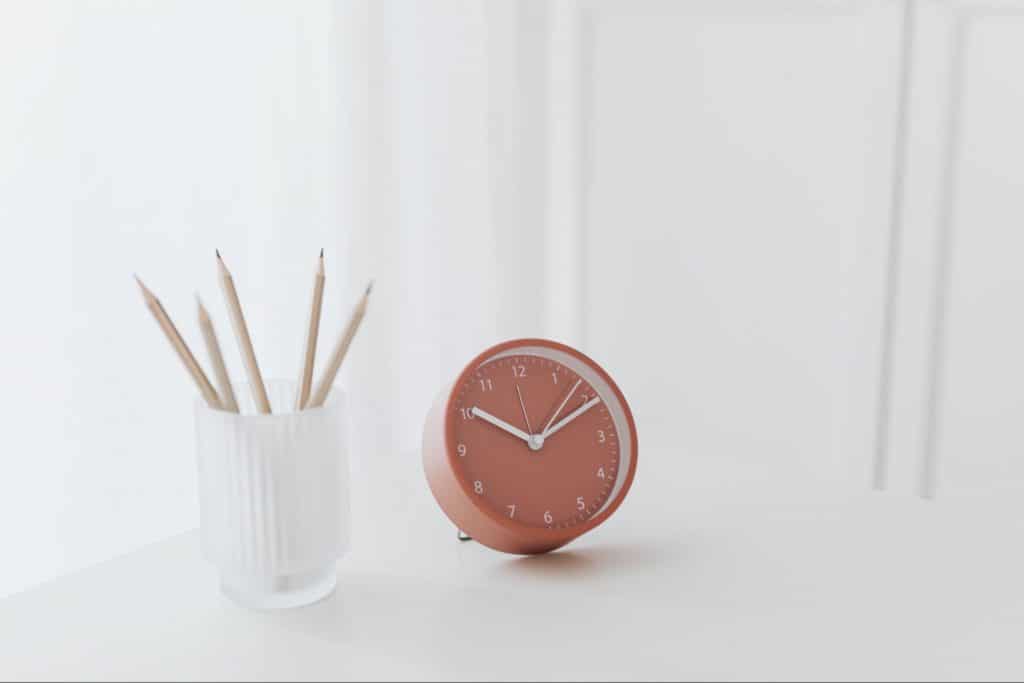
[1,454,1022,681]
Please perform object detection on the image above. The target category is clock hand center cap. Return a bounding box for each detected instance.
[528,434,544,452]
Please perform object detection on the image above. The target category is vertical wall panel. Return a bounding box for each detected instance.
[570,1,899,484]
[929,12,1024,500]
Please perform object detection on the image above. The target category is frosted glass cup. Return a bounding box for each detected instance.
[195,380,349,609]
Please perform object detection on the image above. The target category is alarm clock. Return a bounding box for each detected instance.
[422,339,638,554]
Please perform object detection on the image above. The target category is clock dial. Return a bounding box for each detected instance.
[449,350,624,529]
[424,338,637,554]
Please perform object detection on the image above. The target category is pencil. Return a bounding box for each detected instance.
[216,250,272,414]
[135,275,222,409]
[196,294,239,413]
[295,249,325,410]
[307,280,373,408]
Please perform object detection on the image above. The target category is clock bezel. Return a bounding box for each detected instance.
[440,338,638,551]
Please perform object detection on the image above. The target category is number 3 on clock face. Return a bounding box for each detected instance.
[421,338,638,555]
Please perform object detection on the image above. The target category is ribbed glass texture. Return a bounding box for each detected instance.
[195,380,348,607]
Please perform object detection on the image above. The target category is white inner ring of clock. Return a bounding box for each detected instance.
[484,345,633,520]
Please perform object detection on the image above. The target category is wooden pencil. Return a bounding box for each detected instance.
[216,250,272,414]
[308,280,373,408]
[295,249,325,410]
[135,275,222,409]
[196,294,239,413]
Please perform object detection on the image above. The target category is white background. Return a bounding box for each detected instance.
[2,0,1023,613]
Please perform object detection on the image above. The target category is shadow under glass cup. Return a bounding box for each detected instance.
[194,379,349,609]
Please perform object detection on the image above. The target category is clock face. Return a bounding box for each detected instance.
[446,343,634,531]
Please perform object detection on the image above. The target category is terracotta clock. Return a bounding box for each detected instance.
[422,339,638,555]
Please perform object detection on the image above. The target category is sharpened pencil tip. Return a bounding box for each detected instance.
[320,248,324,258]
[134,274,159,304]
[215,249,231,276]
[365,279,374,296]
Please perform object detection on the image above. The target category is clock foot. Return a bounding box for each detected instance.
[457,529,473,542]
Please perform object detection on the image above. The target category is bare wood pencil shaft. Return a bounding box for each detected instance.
[308,282,372,408]
[217,253,272,414]
[136,277,221,409]
[295,253,325,410]
[197,296,238,413]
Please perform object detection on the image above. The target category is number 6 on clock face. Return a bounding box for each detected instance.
[422,338,638,555]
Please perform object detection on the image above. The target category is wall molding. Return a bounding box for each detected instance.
[545,0,903,486]
[917,2,1024,498]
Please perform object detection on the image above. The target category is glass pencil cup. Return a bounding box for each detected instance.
[195,380,349,610]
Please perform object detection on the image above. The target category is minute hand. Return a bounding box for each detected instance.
[542,396,602,439]
[471,406,532,443]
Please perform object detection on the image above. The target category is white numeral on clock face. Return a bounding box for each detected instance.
[597,429,606,443]
[512,365,526,377]
[474,480,484,495]
[507,504,516,518]
[576,496,585,511]
[597,467,606,480]
[479,378,494,392]
[457,443,467,457]
[460,408,475,420]
[543,510,553,525]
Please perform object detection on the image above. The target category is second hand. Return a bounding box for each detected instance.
[542,378,581,437]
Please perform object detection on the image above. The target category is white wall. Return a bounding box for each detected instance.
[0,0,348,597]
[880,1,1024,500]
[939,11,1024,499]
[5,0,1021,600]
[576,0,901,487]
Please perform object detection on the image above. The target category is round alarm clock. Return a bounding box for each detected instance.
[422,339,638,555]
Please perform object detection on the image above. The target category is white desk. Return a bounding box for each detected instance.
[1,455,1022,681]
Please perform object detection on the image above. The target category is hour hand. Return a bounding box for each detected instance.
[471,406,532,444]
